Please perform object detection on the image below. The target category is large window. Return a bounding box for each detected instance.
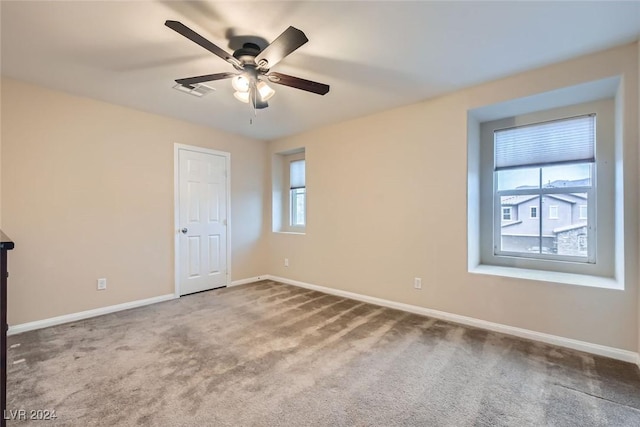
[493,115,595,262]
[470,84,620,287]
[289,159,306,227]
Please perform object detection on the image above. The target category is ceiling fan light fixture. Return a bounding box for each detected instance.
[233,91,250,103]
[232,75,250,92]
[257,81,275,101]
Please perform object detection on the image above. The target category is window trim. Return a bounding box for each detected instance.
[272,148,306,234]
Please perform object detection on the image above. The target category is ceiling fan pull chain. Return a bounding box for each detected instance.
[248,86,256,125]
[253,86,258,117]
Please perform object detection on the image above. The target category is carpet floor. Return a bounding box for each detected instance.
[7,280,640,426]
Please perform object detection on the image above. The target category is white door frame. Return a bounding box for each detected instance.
[174,143,231,298]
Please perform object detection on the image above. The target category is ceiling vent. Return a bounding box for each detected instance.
[172,83,216,97]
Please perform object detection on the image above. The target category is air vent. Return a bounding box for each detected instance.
[172,83,216,97]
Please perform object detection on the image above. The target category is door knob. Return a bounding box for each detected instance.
[181,228,188,234]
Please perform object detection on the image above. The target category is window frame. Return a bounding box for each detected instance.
[529,206,538,219]
[579,204,588,220]
[492,114,597,264]
[502,207,512,221]
[288,158,306,230]
[476,98,615,280]
[289,187,306,228]
[272,148,306,234]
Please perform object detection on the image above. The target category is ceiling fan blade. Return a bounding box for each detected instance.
[165,20,241,67]
[267,72,330,95]
[255,27,308,70]
[176,72,237,87]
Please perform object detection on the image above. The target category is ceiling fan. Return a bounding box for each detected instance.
[165,20,330,110]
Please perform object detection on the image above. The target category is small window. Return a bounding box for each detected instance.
[579,204,587,220]
[272,149,306,233]
[502,207,512,221]
[289,160,306,227]
[549,205,559,219]
[530,206,538,219]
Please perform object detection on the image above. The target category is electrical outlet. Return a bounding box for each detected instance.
[97,278,107,290]
[284,258,289,267]
[414,277,422,290]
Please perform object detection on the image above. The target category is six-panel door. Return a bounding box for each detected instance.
[178,149,228,295]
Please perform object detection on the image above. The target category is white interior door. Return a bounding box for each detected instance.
[176,146,229,296]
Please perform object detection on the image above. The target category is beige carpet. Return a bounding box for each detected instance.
[7,280,640,426]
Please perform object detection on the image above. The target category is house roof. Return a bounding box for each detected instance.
[553,223,588,234]
[1,1,639,140]
[501,196,538,206]
[544,178,591,188]
[501,193,586,206]
[547,194,585,204]
[501,220,523,228]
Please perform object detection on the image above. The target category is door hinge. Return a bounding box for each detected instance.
[223,219,227,226]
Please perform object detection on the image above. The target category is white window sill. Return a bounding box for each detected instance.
[469,264,622,290]
[273,231,306,236]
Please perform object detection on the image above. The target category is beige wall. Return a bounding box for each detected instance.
[267,43,639,351]
[1,78,267,325]
[2,43,638,353]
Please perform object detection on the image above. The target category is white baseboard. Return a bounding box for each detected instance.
[268,275,640,365]
[229,275,268,287]
[8,294,176,336]
[9,276,270,335]
[9,274,639,367]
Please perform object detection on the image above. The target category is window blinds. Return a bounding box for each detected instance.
[290,160,305,189]
[494,115,595,171]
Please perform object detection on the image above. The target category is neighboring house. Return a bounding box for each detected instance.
[500,180,588,256]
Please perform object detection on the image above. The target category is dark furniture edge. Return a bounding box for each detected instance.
[0,230,14,250]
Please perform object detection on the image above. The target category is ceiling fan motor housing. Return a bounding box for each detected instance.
[233,43,262,65]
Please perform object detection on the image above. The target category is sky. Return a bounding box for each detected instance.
[497,163,591,191]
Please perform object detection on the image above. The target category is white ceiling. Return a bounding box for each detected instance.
[2,1,639,141]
